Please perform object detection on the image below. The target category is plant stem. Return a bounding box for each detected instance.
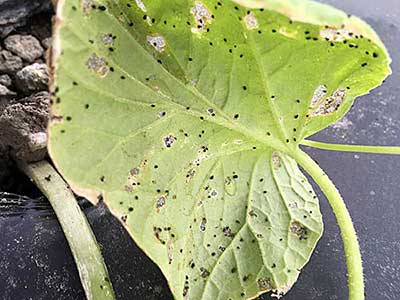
[301,140,400,155]
[293,149,364,300]
[20,160,115,300]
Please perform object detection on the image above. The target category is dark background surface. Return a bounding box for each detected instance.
[1,0,399,299]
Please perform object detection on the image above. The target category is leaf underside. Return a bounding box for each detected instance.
[49,0,390,299]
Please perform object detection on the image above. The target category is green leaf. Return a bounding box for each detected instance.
[48,0,390,299]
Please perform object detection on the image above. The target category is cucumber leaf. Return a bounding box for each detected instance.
[48,0,390,299]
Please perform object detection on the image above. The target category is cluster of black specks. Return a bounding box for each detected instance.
[290,221,308,240]
[198,129,205,138]
[163,134,176,148]
[207,108,215,116]
[156,195,167,210]
[223,226,234,238]
[102,33,117,49]
[186,169,196,183]
[248,210,257,218]
[242,274,251,282]
[199,217,207,232]
[153,226,166,244]
[200,267,210,278]
[182,279,189,297]
[257,277,272,290]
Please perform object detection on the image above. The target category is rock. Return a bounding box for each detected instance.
[0,50,23,74]
[4,34,44,63]
[0,84,16,98]
[41,37,51,49]
[15,63,49,94]
[0,74,12,87]
[0,91,49,162]
[0,0,53,38]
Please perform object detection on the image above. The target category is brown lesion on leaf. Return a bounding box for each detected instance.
[248,210,258,218]
[244,12,258,30]
[85,53,109,77]
[102,33,115,46]
[163,134,176,148]
[147,35,166,53]
[199,217,207,232]
[223,226,235,238]
[126,166,141,192]
[167,239,174,264]
[209,189,218,198]
[320,27,352,42]
[140,159,148,168]
[80,0,95,15]
[200,267,210,278]
[272,151,281,169]
[135,0,147,12]
[186,168,196,183]
[130,167,140,176]
[190,1,213,33]
[257,277,273,291]
[153,226,166,244]
[311,88,346,116]
[182,284,189,299]
[310,85,328,107]
[156,195,167,212]
[290,221,308,240]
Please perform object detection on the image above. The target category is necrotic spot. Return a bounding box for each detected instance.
[85,53,109,77]
[163,135,176,148]
[147,35,166,53]
[310,85,327,107]
[244,12,258,29]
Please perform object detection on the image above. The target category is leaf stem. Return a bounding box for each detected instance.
[19,160,115,300]
[293,149,364,300]
[301,140,400,155]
